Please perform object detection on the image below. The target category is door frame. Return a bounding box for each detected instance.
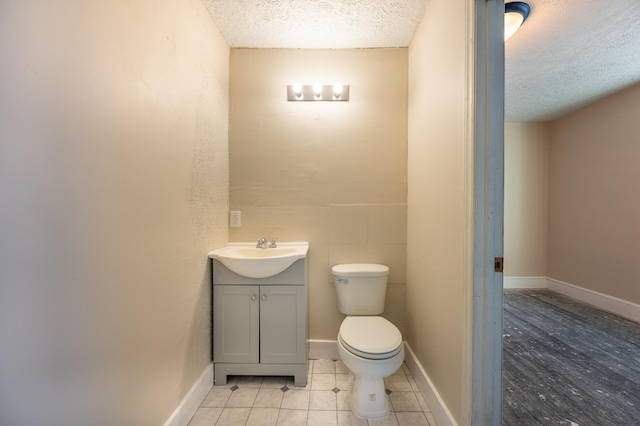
[468,0,505,424]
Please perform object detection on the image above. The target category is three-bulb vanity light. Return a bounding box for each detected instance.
[287,83,350,101]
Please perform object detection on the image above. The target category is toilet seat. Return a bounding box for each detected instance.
[339,316,402,360]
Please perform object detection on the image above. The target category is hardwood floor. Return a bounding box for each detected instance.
[503,290,640,425]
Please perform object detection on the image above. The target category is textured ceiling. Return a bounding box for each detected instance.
[202,0,429,48]
[203,0,640,122]
[506,0,640,121]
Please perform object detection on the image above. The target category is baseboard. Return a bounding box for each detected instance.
[503,276,548,289]
[547,278,640,324]
[164,363,213,426]
[308,339,339,360]
[404,342,457,426]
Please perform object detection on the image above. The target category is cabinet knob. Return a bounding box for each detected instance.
[251,295,257,301]
[261,294,267,301]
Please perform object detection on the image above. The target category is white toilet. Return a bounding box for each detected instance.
[332,263,404,419]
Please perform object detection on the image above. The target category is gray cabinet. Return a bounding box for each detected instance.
[213,285,259,363]
[212,259,307,386]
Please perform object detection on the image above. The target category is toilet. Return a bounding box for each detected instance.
[332,263,404,419]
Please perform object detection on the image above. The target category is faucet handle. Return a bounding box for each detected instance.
[268,239,277,248]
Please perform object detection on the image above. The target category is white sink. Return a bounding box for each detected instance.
[209,242,309,278]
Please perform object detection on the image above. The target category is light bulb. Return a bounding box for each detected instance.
[313,83,322,100]
[290,82,302,100]
[333,83,343,98]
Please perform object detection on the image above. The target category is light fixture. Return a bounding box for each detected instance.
[287,83,350,101]
[505,2,530,41]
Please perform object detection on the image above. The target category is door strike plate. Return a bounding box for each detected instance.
[494,257,504,273]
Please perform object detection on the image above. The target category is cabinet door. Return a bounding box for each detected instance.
[213,285,259,363]
[259,285,306,364]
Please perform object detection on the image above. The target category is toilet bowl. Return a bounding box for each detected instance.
[337,316,404,419]
[332,264,405,419]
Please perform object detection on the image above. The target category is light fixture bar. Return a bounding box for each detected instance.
[287,84,350,101]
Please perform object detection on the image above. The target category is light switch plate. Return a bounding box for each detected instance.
[230,211,241,228]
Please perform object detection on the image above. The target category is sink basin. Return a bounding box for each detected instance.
[209,242,309,278]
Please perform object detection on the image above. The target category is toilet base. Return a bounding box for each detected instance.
[337,332,404,420]
[350,375,389,419]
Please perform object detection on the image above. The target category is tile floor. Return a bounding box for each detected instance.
[189,359,437,426]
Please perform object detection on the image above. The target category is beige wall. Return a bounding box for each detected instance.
[407,0,472,422]
[228,49,408,340]
[0,1,229,424]
[548,82,640,304]
[504,122,549,277]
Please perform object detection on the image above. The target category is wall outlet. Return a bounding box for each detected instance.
[230,211,241,228]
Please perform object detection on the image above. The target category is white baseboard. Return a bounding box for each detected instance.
[503,276,548,289]
[308,340,339,360]
[164,363,213,426]
[404,342,457,426]
[547,278,640,324]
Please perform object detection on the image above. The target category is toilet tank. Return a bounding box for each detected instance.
[332,264,389,315]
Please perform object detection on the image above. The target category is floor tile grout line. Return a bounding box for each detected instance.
[194,360,434,426]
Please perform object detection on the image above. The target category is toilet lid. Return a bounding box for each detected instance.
[331,264,389,277]
[339,316,402,357]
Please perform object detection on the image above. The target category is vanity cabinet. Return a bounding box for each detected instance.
[212,258,307,386]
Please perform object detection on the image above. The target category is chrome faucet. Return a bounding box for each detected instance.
[256,237,277,248]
